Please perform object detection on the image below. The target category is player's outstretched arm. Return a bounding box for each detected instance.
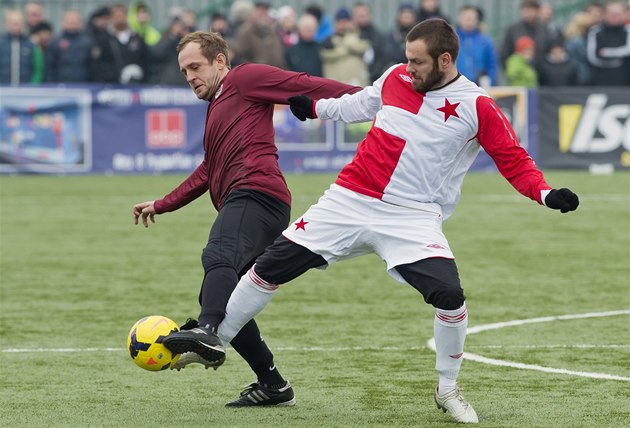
[544,188,579,213]
[133,200,157,228]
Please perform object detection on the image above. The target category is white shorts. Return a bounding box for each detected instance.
[282,184,454,283]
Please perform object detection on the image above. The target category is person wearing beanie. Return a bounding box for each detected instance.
[500,0,561,69]
[505,35,538,87]
[320,7,370,86]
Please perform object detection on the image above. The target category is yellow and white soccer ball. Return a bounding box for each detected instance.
[127,315,180,371]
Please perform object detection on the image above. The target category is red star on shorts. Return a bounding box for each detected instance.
[294,218,309,231]
[437,98,460,122]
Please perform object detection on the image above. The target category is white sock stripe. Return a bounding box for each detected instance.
[435,303,467,316]
[248,267,279,292]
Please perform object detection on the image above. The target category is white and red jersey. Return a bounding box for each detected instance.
[315,64,551,219]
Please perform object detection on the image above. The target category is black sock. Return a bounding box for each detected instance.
[257,366,286,390]
[230,319,286,388]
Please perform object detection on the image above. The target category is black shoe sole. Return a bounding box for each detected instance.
[225,397,296,407]
[163,336,226,366]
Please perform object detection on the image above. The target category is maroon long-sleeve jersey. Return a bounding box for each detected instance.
[154,64,361,213]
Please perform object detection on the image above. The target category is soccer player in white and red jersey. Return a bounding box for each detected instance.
[211,20,579,421]
[132,31,360,407]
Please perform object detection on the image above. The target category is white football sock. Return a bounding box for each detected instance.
[434,302,468,396]
[217,266,278,343]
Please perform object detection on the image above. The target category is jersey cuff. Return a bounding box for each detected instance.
[312,99,318,118]
[541,189,552,206]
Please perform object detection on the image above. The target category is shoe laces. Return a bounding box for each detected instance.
[454,388,470,409]
[180,318,199,330]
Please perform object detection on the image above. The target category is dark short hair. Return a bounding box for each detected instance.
[31,21,53,33]
[304,4,323,22]
[177,31,231,68]
[406,19,459,62]
[521,0,541,9]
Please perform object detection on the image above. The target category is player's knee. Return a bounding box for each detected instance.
[201,246,233,272]
[431,286,465,311]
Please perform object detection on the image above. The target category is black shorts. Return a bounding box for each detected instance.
[202,189,291,276]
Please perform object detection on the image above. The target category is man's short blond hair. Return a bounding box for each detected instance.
[177,31,231,68]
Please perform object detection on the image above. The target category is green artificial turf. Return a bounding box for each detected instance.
[1,171,628,427]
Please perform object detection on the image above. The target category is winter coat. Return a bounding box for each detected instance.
[0,33,43,84]
[320,32,370,87]
[45,31,93,82]
[456,28,498,86]
[234,21,288,69]
[586,23,630,86]
[537,56,578,86]
[285,39,323,77]
[505,53,538,87]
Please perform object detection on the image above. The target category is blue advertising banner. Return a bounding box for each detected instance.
[0,85,207,174]
[0,85,534,175]
[0,87,92,173]
[89,86,206,174]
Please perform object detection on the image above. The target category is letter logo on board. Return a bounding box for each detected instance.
[558,94,629,153]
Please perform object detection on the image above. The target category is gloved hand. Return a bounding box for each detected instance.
[545,188,579,213]
[288,95,316,121]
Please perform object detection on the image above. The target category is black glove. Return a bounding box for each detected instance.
[288,95,316,121]
[545,188,579,213]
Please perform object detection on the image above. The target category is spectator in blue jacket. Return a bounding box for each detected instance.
[0,9,42,84]
[46,10,92,82]
[456,5,498,86]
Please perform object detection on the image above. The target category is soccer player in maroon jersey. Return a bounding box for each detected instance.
[132,31,360,406]
[213,20,579,421]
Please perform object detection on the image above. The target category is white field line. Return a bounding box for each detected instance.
[3,310,629,383]
[427,309,630,382]
[2,344,629,354]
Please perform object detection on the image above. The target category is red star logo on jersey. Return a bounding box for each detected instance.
[437,98,460,122]
[294,218,309,231]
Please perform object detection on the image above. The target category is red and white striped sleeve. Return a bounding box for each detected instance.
[475,95,551,204]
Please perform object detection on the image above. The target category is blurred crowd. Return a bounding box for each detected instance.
[2,0,629,87]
